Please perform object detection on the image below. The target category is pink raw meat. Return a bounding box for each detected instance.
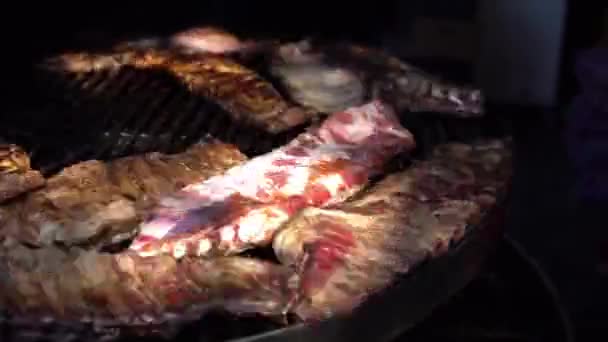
[130,101,415,259]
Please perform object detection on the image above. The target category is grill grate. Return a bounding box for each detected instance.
[6,67,304,176]
[0,64,514,342]
[8,64,512,176]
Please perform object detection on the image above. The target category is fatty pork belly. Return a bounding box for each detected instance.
[273,139,512,321]
[0,144,45,203]
[41,48,316,134]
[0,142,247,249]
[270,40,483,116]
[0,244,291,337]
[130,101,415,259]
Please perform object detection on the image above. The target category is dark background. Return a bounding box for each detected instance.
[1,1,606,340]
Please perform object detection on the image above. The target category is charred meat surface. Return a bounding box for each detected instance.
[41,49,317,134]
[130,101,415,259]
[270,40,483,116]
[0,143,247,249]
[0,144,45,203]
[273,139,512,321]
[0,244,291,339]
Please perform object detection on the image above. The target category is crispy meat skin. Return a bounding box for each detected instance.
[273,139,512,321]
[0,144,45,203]
[271,40,483,116]
[0,143,247,249]
[0,245,291,339]
[42,49,316,133]
[129,101,415,259]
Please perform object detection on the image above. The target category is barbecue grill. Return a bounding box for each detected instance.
[6,62,509,175]
[1,16,515,342]
[397,236,574,342]
[6,66,303,177]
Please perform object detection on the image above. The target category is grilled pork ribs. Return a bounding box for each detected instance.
[0,25,507,341]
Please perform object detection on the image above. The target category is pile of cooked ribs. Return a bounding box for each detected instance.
[0,26,512,339]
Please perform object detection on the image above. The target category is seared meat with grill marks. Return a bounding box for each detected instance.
[273,139,512,321]
[41,49,316,134]
[269,40,483,116]
[39,25,484,131]
[0,142,247,249]
[129,101,414,259]
[0,244,291,340]
[0,144,45,203]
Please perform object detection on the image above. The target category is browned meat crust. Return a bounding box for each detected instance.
[41,50,317,133]
[0,244,291,338]
[273,139,512,321]
[0,144,45,203]
[0,143,247,249]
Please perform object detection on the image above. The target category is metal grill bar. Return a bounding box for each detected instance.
[205,107,231,140]
[26,65,310,171]
[24,70,129,173]
[93,73,167,159]
[31,70,145,174]
[140,91,190,152]
[180,101,224,147]
[108,79,179,158]
[155,96,200,153]
[78,71,108,93]
[13,64,514,177]
[24,73,90,164]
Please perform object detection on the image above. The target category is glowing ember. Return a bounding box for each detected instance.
[130,101,414,258]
